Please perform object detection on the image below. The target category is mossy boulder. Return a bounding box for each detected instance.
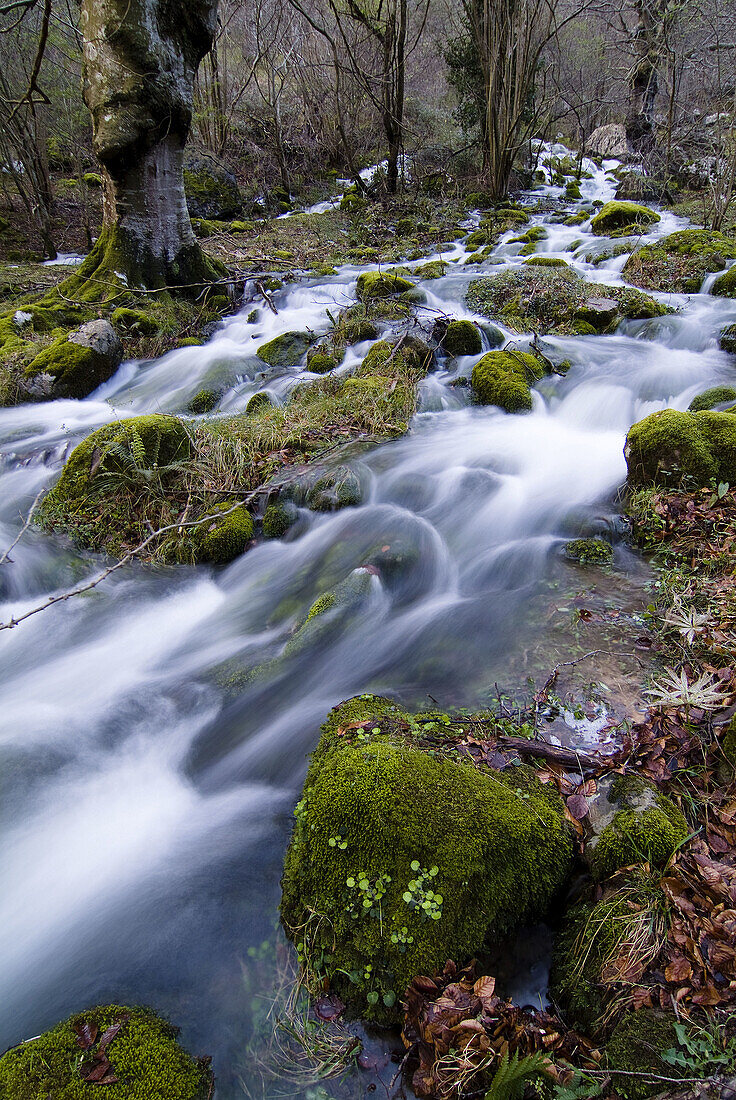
[712,264,736,298]
[438,319,483,357]
[523,256,569,268]
[23,319,123,401]
[471,350,544,412]
[306,343,345,375]
[193,501,254,564]
[606,1010,680,1099]
[466,267,668,336]
[262,500,298,539]
[0,1004,212,1100]
[183,151,242,220]
[356,270,415,300]
[283,571,374,657]
[625,408,736,488]
[256,331,314,368]
[590,201,660,236]
[186,387,223,415]
[281,696,573,1021]
[623,229,736,293]
[687,385,736,412]
[38,415,191,549]
[413,260,447,280]
[564,538,613,564]
[281,463,363,513]
[111,307,161,336]
[586,775,687,882]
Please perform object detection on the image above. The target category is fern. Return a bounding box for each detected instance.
[126,424,148,468]
[484,1051,551,1100]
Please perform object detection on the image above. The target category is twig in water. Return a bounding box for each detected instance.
[0,487,46,566]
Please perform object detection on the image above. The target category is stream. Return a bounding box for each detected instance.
[2,146,736,1097]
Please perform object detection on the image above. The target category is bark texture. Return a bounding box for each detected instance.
[79,0,224,294]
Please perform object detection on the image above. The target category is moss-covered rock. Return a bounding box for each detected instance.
[466,267,669,336]
[193,501,253,563]
[606,1010,680,1099]
[186,387,223,415]
[306,343,345,375]
[587,774,687,881]
[522,256,569,268]
[623,229,736,293]
[281,697,573,1021]
[111,307,161,336]
[625,408,736,488]
[687,385,736,412]
[183,151,242,220]
[471,350,544,412]
[564,538,613,564]
[720,323,736,353]
[356,270,415,300]
[38,415,191,550]
[0,1004,212,1100]
[438,319,483,357]
[712,264,736,298]
[591,201,660,236]
[283,571,374,658]
[413,260,447,280]
[262,500,298,539]
[282,464,363,512]
[256,331,314,368]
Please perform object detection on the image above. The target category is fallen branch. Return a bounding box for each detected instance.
[0,487,45,566]
[496,735,600,773]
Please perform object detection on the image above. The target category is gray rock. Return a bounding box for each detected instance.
[184,151,243,220]
[588,123,630,159]
[68,319,123,369]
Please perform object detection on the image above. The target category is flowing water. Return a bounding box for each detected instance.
[2,146,736,1095]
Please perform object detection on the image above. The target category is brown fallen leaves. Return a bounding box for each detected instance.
[74,1016,128,1085]
[401,961,600,1099]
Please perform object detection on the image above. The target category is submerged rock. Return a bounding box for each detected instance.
[471,350,545,412]
[625,408,736,488]
[564,537,613,564]
[0,1004,213,1100]
[281,696,573,1021]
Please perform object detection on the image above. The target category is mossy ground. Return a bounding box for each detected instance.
[623,229,736,293]
[0,1004,212,1100]
[281,696,573,1022]
[466,267,669,336]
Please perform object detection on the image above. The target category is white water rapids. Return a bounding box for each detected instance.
[2,146,736,1094]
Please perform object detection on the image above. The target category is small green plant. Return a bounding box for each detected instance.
[389,925,415,952]
[663,1015,736,1077]
[328,834,347,850]
[402,862,443,920]
[644,667,730,711]
[484,1050,551,1100]
[345,872,391,920]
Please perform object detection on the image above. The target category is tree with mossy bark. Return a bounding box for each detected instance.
[73,0,226,298]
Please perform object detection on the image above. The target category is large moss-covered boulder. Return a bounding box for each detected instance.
[437,319,483,357]
[0,1004,213,1100]
[471,350,544,412]
[590,201,660,237]
[38,414,191,552]
[281,696,573,1021]
[625,408,736,488]
[256,331,314,368]
[688,385,736,412]
[623,229,736,293]
[22,319,123,401]
[184,150,242,220]
[586,775,688,882]
[466,267,668,336]
[356,270,415,300]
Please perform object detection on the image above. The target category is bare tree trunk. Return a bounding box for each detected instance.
[76,0,225,297]
[626,0,666,155]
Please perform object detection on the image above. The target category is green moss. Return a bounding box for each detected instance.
[186,388,222,414]
[565,538,613,564]
[281,697,573,1020]
[625,408,736,488]
[413,260,447,280]
[591,201,660,236]
[0,1004,212,1100]
[306,344,344,375]
[688,385,736,412]
[441,320,482,357]
[606,1010,680,1099]
[246,391,273,414]
[712,265,736,298]
[303,465,363,511]
[356,270,415,300]
[523,256,569,268]
[256,331,314,367]
[471,350,544,412]
[111,307,160,336]
[720,323,736,353]
[262,501,297,539]
[589,775,687,881]
[624,229,736,293]
[26,338,113,400]
[194,501,254,563]
[722,716,736,767]
[565,181,582,199]
[83,172,103,187]
[466,267,668,336]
